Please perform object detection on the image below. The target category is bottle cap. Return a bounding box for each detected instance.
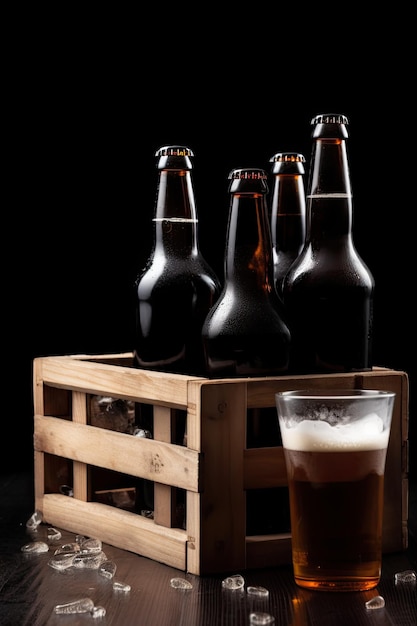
[228,168,268,193]
[311,113,349,139]
[270,152,306,175]
[156,145,194,170]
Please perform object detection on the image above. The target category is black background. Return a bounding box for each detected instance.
[5,10,415,483]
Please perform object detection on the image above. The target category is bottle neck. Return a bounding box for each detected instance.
[153,169,199,255]
[225,193,275,291]
[306,138,353,244]
[271,174,306,252]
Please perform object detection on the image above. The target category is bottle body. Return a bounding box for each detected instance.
[270,152,306,299]
[283,114,374,374]
[202,168,290,378]
[134,146,221,377]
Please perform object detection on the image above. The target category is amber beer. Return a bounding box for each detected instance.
[276,389,395,592]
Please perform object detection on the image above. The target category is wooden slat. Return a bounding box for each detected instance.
[198,383,247,573]
[42,493,187,570]
[72,391,88,502]
[153,405,174,527]
[34,415,200,492]
[185,382,203,574]
[35,355,195,408]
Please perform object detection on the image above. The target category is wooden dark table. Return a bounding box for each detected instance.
[1,471,416,625]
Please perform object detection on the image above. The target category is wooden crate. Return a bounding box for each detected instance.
[32,353,409,575]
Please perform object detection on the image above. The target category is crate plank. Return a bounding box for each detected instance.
[34,415,200,492]
[37,355,199,408]
[42,493,187,570]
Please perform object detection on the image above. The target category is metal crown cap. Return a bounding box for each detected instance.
[311,113,349,125]
[269,153,306,175]
[228,168,268,181]
[156,145,194,170]
[156,146,194,157]
[228,168,268,194]
[270,152,306,163]
[311,114,349,139]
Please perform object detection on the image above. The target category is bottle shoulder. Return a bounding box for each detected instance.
[284,244,374,289]
[203,286,288,332]
[137,256,220,291]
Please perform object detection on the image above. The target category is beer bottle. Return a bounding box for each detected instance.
[282,113,374,374]
[202,168,291,535]
[202,168,291,378]
[134,145,221,376]
[269,152,306,299]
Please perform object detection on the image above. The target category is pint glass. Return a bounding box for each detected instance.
[275,389,395,591]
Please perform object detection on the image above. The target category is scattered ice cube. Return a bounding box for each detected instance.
[73,551,107,569]
[21,541,49,554]
[75,534,88,544]
[99,560,117,579]
[394,569,416,584]
[113,581,131,592]
[365,595,385,610]
[48,553,77,570]
[91,605,106,618]
[222,574,245,590]
[133,427,152,438]
[54,542,80,555]
[47,527,62,541]
[249,612,275,625]
[170,577,193,590]
[79,537,102,553]
[247,585,269,598]
[54,597,95,614]
[26,510,43,530]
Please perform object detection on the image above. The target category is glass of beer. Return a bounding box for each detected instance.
[275,389,395,592]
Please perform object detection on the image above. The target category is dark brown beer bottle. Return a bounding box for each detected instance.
[269,152,306,299]
[134,145,221,376]
[282,114,374,374]
[202,168,291,378]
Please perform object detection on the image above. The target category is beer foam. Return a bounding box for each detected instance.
[281,413,390,451]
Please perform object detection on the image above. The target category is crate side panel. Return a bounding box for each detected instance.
[42,494,187,570]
